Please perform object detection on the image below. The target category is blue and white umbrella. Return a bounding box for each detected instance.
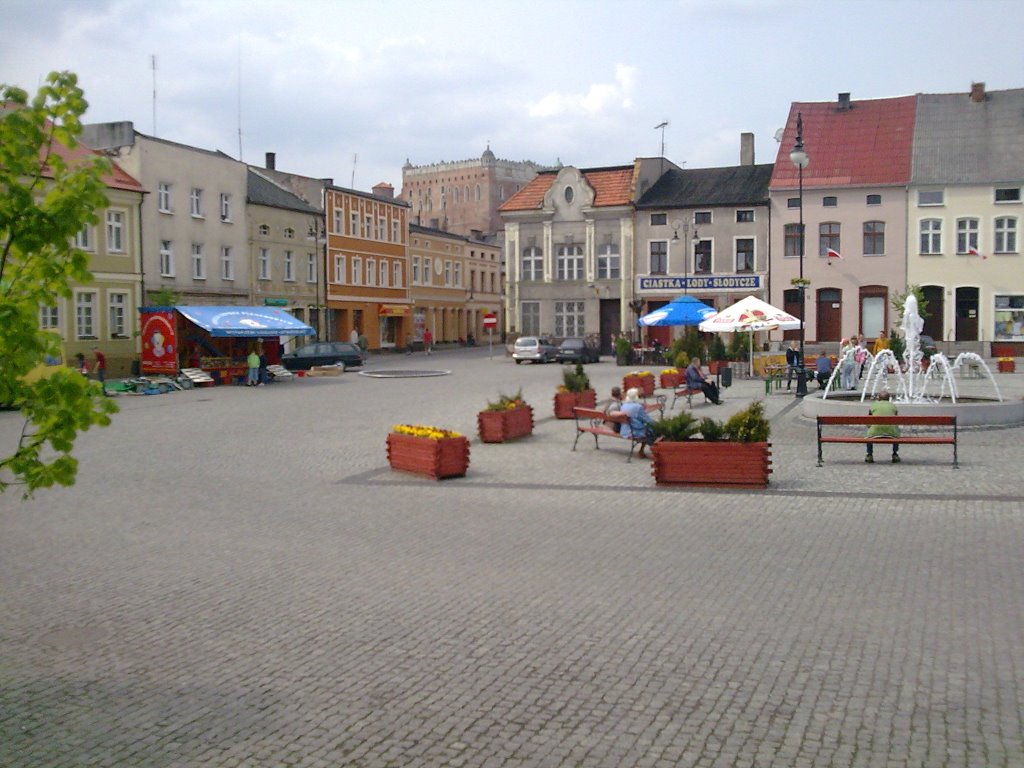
[637,295,718,327]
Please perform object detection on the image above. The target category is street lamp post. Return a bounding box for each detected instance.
[790,112,810,397]
[671,221,698,296]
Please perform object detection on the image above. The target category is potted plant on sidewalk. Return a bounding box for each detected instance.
[553,362,596,419]
[614,335,633,366]
[650,400,772,489]
[477,389,534,442]
[386,424,470,479]
[623,370,655,397]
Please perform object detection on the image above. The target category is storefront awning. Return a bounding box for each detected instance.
[175,306,316,337]
[378,304,411,317]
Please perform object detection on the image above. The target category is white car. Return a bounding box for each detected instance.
[512,336,557,364]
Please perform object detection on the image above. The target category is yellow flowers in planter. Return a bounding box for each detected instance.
[997,356,1014,363]
[628,370,654,377]
[484,390,526,412]
[661,368,679,375]
[392,424,462,440]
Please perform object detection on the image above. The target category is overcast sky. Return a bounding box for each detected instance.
[4,0,1023,192]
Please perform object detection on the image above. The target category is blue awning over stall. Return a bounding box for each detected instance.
[175,306,315,337]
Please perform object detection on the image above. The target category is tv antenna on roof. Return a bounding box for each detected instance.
[654,121,669,157]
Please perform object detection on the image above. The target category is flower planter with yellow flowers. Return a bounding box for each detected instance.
[997,357,1015,373]
[386,425,470,479]
[477,393,534,442]
[623,371,655,397]
[659,369,683,389]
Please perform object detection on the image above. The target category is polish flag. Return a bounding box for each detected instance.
[968,247,987,260]
[826,248,842,260]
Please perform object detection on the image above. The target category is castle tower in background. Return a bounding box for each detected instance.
[400,147,547,239]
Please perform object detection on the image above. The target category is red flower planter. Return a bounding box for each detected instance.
[651,441,772,489]
[997,360,1015,373]
[623,375,655,397]
[659,372,684,389]
[477,405,534,442]
[386,433,470,479]
[553,389,597,419]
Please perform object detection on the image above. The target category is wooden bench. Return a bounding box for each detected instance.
[672,386,708,409]
[816,415,958,468]
[572,406,657,462]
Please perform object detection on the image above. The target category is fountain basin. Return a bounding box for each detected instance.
[802,391,1024,426]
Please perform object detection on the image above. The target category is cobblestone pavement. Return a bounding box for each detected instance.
[1,348,1022,767]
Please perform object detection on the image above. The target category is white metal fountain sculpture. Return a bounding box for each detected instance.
[853,294,1003,404]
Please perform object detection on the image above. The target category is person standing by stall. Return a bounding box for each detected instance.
[246,348,260,387]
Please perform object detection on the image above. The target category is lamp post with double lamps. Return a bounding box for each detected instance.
[671,220,700,296]
[789,112,810,397]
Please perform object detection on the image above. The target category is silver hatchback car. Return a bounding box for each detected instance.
[512,336,557,364]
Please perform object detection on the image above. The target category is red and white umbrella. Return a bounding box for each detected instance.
[699,296,802,375]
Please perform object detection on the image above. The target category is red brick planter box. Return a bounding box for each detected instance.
[623,375,655,397]
[651,441,772,489]
[660,373,684,389]
[553,389,597,419]
[477,405,534,443]
[997,360,1015,373]
[386,433,470,479]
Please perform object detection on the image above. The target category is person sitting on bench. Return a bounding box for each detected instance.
[866,390,900,464]
[685,356,722,405]
[617,388,658,458]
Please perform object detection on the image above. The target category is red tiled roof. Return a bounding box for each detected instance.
[769,95,916,189]
[500,166,635,212]
[44,130,145,193]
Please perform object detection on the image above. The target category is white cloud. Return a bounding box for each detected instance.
[527,64,637,118]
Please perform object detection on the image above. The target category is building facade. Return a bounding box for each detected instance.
[246,169,324,350]
[324,184,411,350]
[401,148,545,238]
[769,94,916,344]
[81,122,251,308]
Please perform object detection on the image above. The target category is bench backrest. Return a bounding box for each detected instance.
[817,415,956,426]
[574,406,628,424]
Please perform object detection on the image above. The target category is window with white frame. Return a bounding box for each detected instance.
[307,253,317,283]
[378,217,386,240]
[259,247,270,280]
[393,262,402,287]
[75,292,96,339]
[995,217,1017,253]
[334,254,345,283]
[694,211,712,225]
[736,210,755,223]
[258,224,269,236]
[920,219,942,254]
[350,212,358,236]
[694,240,712,273]
[284,227,294,239]
[352,256,362,285]
[392,220,399,243]
[74,225,92,251]
[284,250,294,281]
[918,189,944,206]
[159,240,174,276]
[158,182,172,213]
[423,257,431,283]
[863,221,885,256]
[364,215,372,238]
[956,218,979,254]
[39,305,59,329]
[109,292,128,337]
[521,247,543,281]
[995,187,1021,203]
[106,211,125,253]
[556,244,583,280]
[735,238,755,272]
[221,246,234,280]
[598,241,618,280]
[219,193,231,221]
[190,188,203,217]
[554,301,585,337]
[818,223,840,257]
[648,241,668,274]
[454,262,462,288]
[191,243,205,279]
[412,256,421,284]
[366,258,375,286]
[650,213,667,226]
[444,260,451,286]
[380,261,388,287]
[520,301,540,335]
[333,209,343,233]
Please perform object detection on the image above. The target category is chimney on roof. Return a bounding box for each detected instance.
[740,132,755,166]
[265,152,276,170]
[372,182,394,199]
[838,93,851,111]
[970,82,986,103]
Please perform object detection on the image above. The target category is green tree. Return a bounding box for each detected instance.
[1,72,118,497]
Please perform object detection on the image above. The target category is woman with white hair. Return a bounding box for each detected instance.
[618,388,658,458]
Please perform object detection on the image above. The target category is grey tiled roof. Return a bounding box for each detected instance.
[912,88,1024,184]
[636,164,773,209]
[247,169,321,213]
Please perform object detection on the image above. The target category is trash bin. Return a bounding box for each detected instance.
[719,364,733,389]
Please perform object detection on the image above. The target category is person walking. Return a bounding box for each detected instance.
[866,390,900,463]
[785,341,801,391]
[423,327,433,355]
[90,345,108,395]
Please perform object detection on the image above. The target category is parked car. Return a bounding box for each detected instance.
[512,336,557,364]
[280,341,365,371]
[556,337,600,364]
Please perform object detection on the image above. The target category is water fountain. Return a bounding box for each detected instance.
[805,294,1023,426]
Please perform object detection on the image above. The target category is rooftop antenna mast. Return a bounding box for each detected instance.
[151,54,157,136]
[236,42,243,160]
[351,154,357,188]
[654,120,669,174]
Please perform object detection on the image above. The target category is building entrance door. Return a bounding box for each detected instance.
[955,287,979,341]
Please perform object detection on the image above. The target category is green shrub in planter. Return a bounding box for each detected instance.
[723,400,770,443]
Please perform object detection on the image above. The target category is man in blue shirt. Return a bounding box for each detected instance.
[815,352,832,389]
